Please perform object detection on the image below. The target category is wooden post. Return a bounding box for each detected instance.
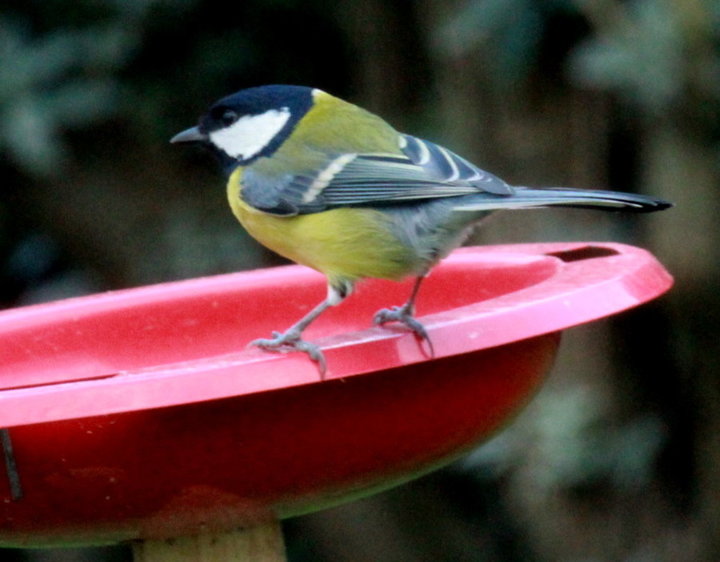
[132,521,286,562]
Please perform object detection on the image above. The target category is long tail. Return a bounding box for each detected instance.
[453,187,672,213]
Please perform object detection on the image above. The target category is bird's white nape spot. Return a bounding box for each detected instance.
[312,88,329,101]
[303,153,357,203]
[208,108,291,161]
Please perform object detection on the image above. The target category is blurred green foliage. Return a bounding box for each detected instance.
[0,0,351,179]
[0,0,167,176]
[3,0,719,178]
[436,0,580,85]
[570,0,720,139]
[571,0,688,114]
[0,17,126,175]
[437,0,720,142]
[465,385,666,491]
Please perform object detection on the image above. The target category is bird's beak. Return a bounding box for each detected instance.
[170,126,207,144]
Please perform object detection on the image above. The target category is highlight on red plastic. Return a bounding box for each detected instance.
[0,242,672,546]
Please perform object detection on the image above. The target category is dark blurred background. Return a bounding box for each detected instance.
[0,0,717,560]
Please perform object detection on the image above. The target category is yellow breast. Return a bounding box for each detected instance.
[226,168,417,285]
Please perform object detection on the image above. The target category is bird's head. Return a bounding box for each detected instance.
[171,85,315,167]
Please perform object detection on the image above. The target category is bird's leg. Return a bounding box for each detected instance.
[373,275,435,356]
[250,284,348,376]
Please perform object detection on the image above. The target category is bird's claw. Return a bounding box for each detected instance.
[373,305,435,357]
[250,331,327,377]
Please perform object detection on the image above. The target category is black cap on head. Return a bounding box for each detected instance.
[203,85,314,166]
[172,85,316,169]
[201,85,313,130]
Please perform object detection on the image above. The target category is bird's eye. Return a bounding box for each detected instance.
[220,109,239,126]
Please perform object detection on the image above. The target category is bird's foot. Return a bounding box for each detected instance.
[373,305,435,357]
[250,330,327,377]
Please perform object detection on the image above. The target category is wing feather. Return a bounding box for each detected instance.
[241,134,514,215]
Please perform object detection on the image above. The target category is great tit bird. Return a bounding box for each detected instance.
[171,84,671,374]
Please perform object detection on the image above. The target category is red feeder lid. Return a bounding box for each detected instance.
[0,242,672,546]
[0,242,672,429]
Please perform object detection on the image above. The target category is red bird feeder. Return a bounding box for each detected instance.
[0,242,672,559]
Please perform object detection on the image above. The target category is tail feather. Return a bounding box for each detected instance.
[454,187,672,213]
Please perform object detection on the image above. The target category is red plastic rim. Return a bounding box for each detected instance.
[0,242,672,428]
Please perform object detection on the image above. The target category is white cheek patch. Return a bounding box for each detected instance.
[209,108,291,161]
